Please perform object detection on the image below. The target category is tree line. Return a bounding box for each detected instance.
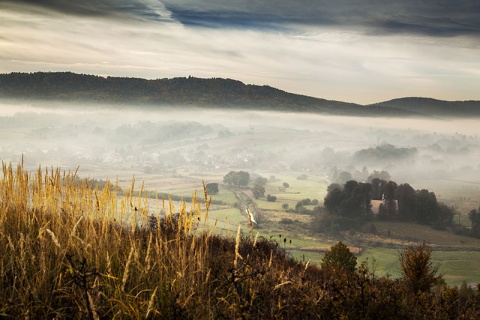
[0,72,419,116]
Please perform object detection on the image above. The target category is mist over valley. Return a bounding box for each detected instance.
[3,1,480,316]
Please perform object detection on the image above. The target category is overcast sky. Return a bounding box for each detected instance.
[1,0,479,104]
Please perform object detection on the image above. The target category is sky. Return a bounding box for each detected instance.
[0,0,479,104]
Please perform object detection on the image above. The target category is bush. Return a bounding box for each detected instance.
[280,218,294,224]
[266,194,277,202]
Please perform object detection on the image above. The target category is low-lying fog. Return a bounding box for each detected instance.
[1,101,479,207]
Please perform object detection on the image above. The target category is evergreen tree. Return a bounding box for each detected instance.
[321,241,357,274]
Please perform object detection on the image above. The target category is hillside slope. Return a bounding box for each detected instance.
[0,72,410,116]
[369,97,480,117]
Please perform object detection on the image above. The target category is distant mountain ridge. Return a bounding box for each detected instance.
[0,72,479,117]
[369,97,480,117]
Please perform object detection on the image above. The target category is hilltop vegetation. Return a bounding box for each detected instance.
[2,71,479,117]
[2,163,480,319]
[371,97,480,117]
[0,72,366,115]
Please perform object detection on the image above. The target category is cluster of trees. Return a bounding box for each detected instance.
[372,179,454,227]
[329,167,391,186]
[354,143,417,164]
[320,179,454,231]
[294,198,320,215]
[223,171,249,187]
[322,181,374,230]
[315,241,480,319]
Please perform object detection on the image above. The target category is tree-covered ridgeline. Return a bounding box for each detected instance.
[2,71,479,116]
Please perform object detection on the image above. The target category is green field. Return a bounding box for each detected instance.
[118,168,480,287]
[140,170,480,287]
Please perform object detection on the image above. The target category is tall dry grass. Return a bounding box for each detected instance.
[0,162,316,319]
[4,162,477,319]
[0,161,214,318]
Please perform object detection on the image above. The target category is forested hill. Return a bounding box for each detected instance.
[369,97,480,117]
[0,72,479,117]
[0,72,403,116]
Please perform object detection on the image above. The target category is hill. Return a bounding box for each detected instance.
[369,97,480,117]
[0,71,411,116]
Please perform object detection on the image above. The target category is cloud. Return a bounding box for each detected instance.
[1,0,172,22]
[1,0,479,104]
[163,0,480,37]
[4,0,480,37]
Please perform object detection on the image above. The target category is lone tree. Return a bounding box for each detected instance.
[252,183,265,199]
[399,242,440,294]
[223,171,250,187]
[254,176,268,186]
[205,182,219,195]
[321,241,357,274]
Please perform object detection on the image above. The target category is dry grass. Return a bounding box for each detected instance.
[0,161,321,319]
[3,161,480,319]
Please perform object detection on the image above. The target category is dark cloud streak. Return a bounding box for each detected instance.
[3,0,480,37]
[1,0,168,22]
[164,0,480,37]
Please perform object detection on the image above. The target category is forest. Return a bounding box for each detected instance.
[2,71,480,117]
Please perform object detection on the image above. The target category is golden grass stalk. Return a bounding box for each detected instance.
[87,291,100,320]
[122,246,134,292]
[46,228,61,249]
[234,225,242,270]
[146,286,158,318]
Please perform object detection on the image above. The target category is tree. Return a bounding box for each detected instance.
[321,241,357,274]
[252,183,265,199]
[337,171,353,185]
[396,183,416,221]
[324,187,344,215]
[322,181,373,230]
[223,171,250,187]
[223,171,237,186]
[255,176,268,186]
[237,171,250,187]
[399,242,440,294]
[370,178,387,200]
[468,206,480,238]
[266,194,277,202]
[367,170,391,183]
[282,182,289,188]
[205,182,219,195]
[415,189,439,224]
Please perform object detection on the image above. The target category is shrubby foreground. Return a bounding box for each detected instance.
[1,163,480,319]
